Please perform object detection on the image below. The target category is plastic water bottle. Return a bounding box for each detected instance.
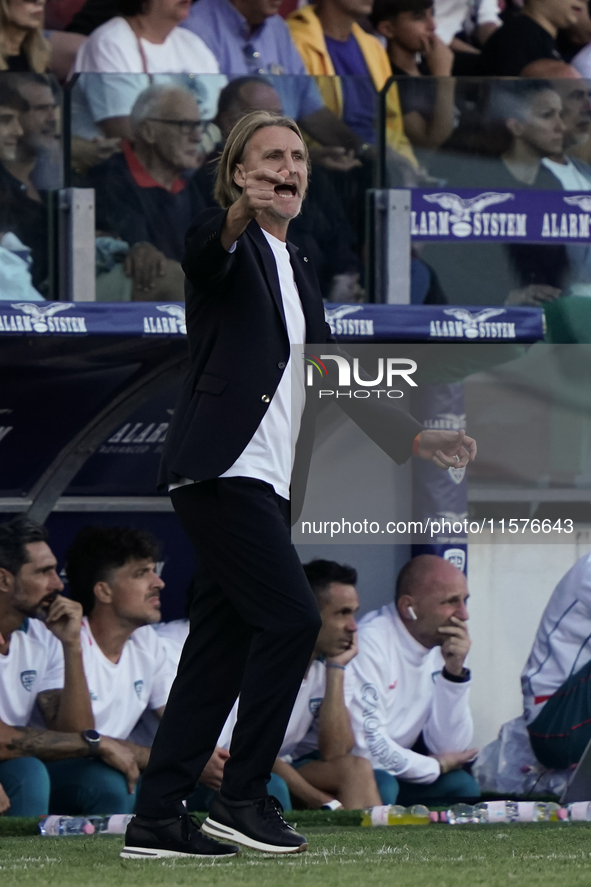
[361,804,437,826]
[361,805,407,826]
[441,803,475,824]
[443,801,557,824]
[564,802,591,821]
[39,816,95,836]
[87,814,133,834]
[402,804,435,825]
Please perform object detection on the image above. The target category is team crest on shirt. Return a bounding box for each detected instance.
[431,670,442,682]
[134,680,144,699]
[20,670,37,691]
[309,697,323,717]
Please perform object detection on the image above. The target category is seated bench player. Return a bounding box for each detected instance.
[347,555,480,806]
[0,517,139,816]
[64,525,225,802]
[211,560,382,811]
[523,551,591,769]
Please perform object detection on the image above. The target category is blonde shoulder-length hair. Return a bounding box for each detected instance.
[0,0,50,72]
[214,110,310,209]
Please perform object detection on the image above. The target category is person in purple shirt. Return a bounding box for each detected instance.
[181,0,368,156]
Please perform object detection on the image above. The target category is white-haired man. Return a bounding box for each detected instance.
[123,109,476,860]
[87,85,206,300]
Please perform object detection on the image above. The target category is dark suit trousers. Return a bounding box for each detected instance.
[135,477,322,818]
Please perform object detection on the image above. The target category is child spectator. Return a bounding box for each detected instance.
[370,0,457,150]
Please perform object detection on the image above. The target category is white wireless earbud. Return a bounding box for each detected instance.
[407,606,418,621]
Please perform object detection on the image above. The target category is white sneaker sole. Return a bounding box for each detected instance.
[119,846,238,860]
[202,817,308,855]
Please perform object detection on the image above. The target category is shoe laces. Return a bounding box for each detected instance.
[182,812,203,840]
[259,795,292,829]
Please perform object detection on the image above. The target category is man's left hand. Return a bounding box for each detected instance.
[438,616,471,675]
[44,596,84,647]
[199,747,230,790]
[416,429,476,469]
[326,633,358,668]
[0,782,10,814]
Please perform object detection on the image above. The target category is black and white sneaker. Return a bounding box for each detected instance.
[202,794,308,854]
[120,812,240,859]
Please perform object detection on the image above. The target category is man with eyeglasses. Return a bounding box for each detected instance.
[87,84,207,301]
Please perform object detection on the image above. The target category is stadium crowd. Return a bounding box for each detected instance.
[2,0,591,304]
[3,512,591,817]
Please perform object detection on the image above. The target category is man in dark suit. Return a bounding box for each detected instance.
[122,110,476,860]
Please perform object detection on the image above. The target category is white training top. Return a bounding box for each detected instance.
[219,228,306,500]
[73,16,220,74]
[346,603,474,784]
[217,659,326,762]
[522,552,591,724]
[573,43,591,79]
[0,619,63,727]
[542,158,591,191]
[434,0,501,44]
[65,617,176,739]
[154,618,189,669]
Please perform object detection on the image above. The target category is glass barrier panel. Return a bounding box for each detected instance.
[68,73,375,303]
[0,72,63,302]
[381,76,591,311]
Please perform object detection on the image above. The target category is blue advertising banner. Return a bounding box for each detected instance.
[0,301,544,343]
[409,188,591,244]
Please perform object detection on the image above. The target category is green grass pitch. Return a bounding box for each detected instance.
[2,820,591,887]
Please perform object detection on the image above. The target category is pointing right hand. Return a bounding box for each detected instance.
[238,167,287,217]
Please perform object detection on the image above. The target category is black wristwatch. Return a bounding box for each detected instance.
[442,666,471,683]
[81,729,101,756]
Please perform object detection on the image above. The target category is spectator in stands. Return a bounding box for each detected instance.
[482,80,566,188]
[0,0,50,71]
[480,0,583,75]
[0,82,24,161]
[347,555,480,807]
[542,74,591,186]
[87,85,206,300]
[424,81,568,306]
[72,0,219,75]
[433,0,500,57]
[287,0,415,162]
[0,81,49,291]
[0,516,139,816]
[184,0,414,167]
[540,75,591,289]
[6,73,60,190]
[196,76,363,300]
[369,0,457,151]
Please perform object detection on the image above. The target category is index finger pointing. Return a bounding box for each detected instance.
[250,168,286,185]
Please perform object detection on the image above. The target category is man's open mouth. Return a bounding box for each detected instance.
[275,183,297,198]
